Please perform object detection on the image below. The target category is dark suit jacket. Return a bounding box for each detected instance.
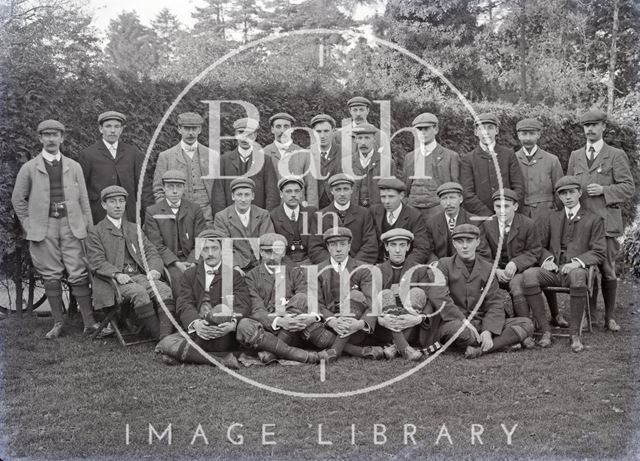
[437,255,506,336]
[370,204,432,264]
[270,204,317,262]
[79,140,154,224]
[460,145,525,216]
[425,208,491,262]
[316,143,343,209]
[143,198,206,266]
[308,202,378,264]
[176,261,251,329]
[482,213,541,272]
[348,147,396,207]
[539,207,606,266]
[87,217,164,309]
[220,147,280,211]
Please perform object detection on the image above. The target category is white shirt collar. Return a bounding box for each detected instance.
[334,201,350,211]
[204,262,222,291]
[103,140,118,152]
[480,142,496,153]
[167,199,181,209]
[238,146,253,159]
[445,211,459,222]
[181,140,198,151]
[522,145,538,157]
[359,149,374,166]
[330,256,349,272]
[204,262,221,273]
[320,143,333,154]
[107,216,122,229]
[274,139,292,152]
[420,140,438,156]
[388,203,403,218]
[587,139,604,156]
[41,150,61,162]
[565,203,581,218]
[264,263,282,275]
[283,203,300,215]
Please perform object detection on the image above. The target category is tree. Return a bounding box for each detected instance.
[227,0,264,43]
[192,0,229,40]
[151,8,183,68]
[105,11,159,79]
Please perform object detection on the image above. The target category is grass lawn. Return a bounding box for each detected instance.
[1,280,639,461]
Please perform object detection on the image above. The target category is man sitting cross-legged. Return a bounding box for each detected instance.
[522,176,606,352]
[235,233,324,364]
[437,224,534,359]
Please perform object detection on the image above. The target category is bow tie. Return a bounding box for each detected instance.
[206,269,219,276]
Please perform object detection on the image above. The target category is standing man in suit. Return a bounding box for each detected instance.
[370,177,431,264]
[402,113,461,220]
[425,182,491,262]
[270,176,317,267]
[220,117,280,211]
[212,178,274,274]
[522,176,606,352]
[12,120,104,338]
[311,114,342,210]
[567,109,635,331]
[309,173,378,264]
[79,111,154,224]
[482,189,542,327]
[144,170,206,298]
[437,224,534,358]
[335,97,382,151]
[460,113,525,216]
[264,112,318,208]
[152,112,224,224]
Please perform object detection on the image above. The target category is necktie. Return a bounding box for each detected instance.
[206,269,218,275]
[47,159,60,167]
[109,145,117,158]
[321,151,328,161]
[336,262,342,273]
[588,146,595,161]
[448,217,455,232]
[568,212,574,221]
[388,211,395,225]
[290,209,296,221]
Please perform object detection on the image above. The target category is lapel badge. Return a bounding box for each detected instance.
[597,167,602,173]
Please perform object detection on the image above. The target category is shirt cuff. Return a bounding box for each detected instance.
[188,319,198,334]
[572,258,586,268]
[271,317,280,331]
[543,256,554,264]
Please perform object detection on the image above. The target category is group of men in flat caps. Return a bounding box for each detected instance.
[11,96,635,367]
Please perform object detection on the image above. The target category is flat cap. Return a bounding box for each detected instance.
[269,113,295,125]
[474,112,500,127]
[323,227,353,243]
[259,233,288,250]
[161,169,187,184]
[579,109,607,125]
[516,118,543,131]
[177,112,204,126]
[352,123,377,135]
[310,113,336,128]
[328,173,354,188]
[451,224,481,240]
[377,177,406,192]
[412,112,439,127]
[233,117,259,132]
[347,96,371,107]
[197,229,224,241]
[98,111,126,125]
[37,119,65,133]
[555,175,582,193]
[277,175,304,191]
[381,228,414,243]
[100,185,128,201]
[230,177,255,191]
[491,188,519,203]
[436,182,464,197]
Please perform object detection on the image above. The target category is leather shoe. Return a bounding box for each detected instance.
[361,346,385,360]
[464,345,483,359]
[45,322,64,339]
[258,351,278,365]
[606,319,621,332]
[84,322,114,338]
[550,315,569,328]
[522,337,536,349]
[318,349,338,363]
[383,343,399,360]
[160,354,179,366]
[305,351,320,364]
[218,353,241,370]
[570,335,584,353]
[538,331,552,348]
[400,346,423,361]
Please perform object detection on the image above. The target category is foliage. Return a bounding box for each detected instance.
[105,11,159,79]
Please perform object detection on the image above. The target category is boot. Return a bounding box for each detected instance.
[569,295,587,337]
[545,291,560,324]
[138,303,160,339]
[511,295,529,318]
[70,283,99,334]
[570,335,584,353]
[525,292,550,334]
[602,279,619,331]
[400,346,423,361]
[254,330,317,363]
[43,280,66,339]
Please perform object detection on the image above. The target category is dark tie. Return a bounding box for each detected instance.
[321,151,328,161]
[448,217,455,232]
[206,269,219,276]
[46,159,60,167]
[568,212,574,221]
[290,209,296,221]
[588,146,595,162]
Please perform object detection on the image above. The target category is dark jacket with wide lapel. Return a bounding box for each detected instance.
[437,254,506,336]
[308,202,378,264]
[539,207,606,267]
[270,204,317,262]
[460,145,525,216]
[87,217,164,309]
[220,147,280,211]
[79,140,154,224]
[370,203,432,264]
[482,213,541,272]
[316,143,343,209]
[143,198,206,266]
[425,208,491,262]
[176,260,251,329]
[567,142,635,237]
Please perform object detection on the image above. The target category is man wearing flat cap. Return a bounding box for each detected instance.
[522,176,606,352]
[153,112,225,225]
[12,120,104,339]
[481,189,542,329]
[310,114,343,209]
[567,109,634,331]
[514,118,563,224]
[460,112,525,216]
[263,112,318,208]
[270,176,317,267]
[219,117,280,212]
[370,177,431,264]
[373,229,454,360]
[309,173,378,264]
[144,169,206,299]
[236,233,325,364]
[425,182,491,262]
[87,186,175,340]
[79,111,154,224]
[437,224,534,359]
[335,97,382,151]
[212,177,275,274]
[402,112,461,221]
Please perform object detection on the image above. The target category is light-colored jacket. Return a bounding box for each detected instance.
[12,154,92,241]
